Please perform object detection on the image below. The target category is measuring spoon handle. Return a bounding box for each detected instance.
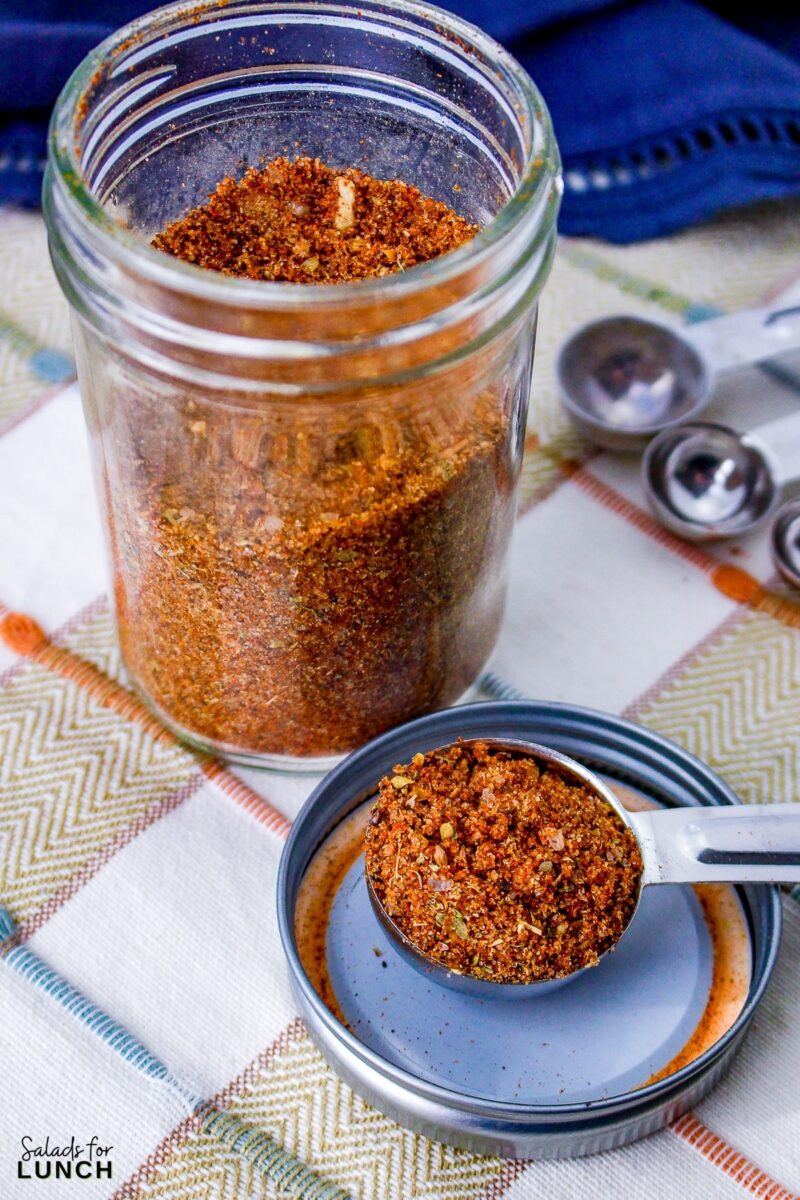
[744,413,800,487]
[688,304,800,374]
[630,803,800,885]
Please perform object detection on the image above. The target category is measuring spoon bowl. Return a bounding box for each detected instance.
[558,303,800,452]
[642,413,800,541]
[642,421,777,540]
[771,498,800,590]
[557,316,711,452]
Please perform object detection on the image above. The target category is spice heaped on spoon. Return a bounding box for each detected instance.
[365,738,800,999]
[364,740,643,988]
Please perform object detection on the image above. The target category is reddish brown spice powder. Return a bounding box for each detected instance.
[114,158,504,759]
[364,741,643,983]
[152,156,478,281]
[117,406,509,757]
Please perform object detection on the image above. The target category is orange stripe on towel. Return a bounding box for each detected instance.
[567,469,800,632]
[672,1113,800,1199]
[710,565,800,630]
[0,609,291,840]
[568,468,717,572]
[201,759,291,838]
[0,611,47,655]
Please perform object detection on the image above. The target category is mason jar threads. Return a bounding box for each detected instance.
[44,0,560,768]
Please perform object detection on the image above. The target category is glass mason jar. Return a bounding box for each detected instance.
[44,0,560,769]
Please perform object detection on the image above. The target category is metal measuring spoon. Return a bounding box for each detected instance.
[772,498,800,590]
[558,305,800,451]
[642,413,800,540]
[367,738,800,1000]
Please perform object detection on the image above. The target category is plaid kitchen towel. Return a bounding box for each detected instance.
[1,199,800,1199]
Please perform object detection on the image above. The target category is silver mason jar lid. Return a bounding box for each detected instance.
[277,700,781,1159]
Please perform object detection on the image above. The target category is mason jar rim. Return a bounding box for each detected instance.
[47,0,560,310]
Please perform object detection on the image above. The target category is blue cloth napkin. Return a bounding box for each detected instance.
[1,0,798,241]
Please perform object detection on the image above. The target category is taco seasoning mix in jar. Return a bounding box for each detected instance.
[44,0,560,766]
